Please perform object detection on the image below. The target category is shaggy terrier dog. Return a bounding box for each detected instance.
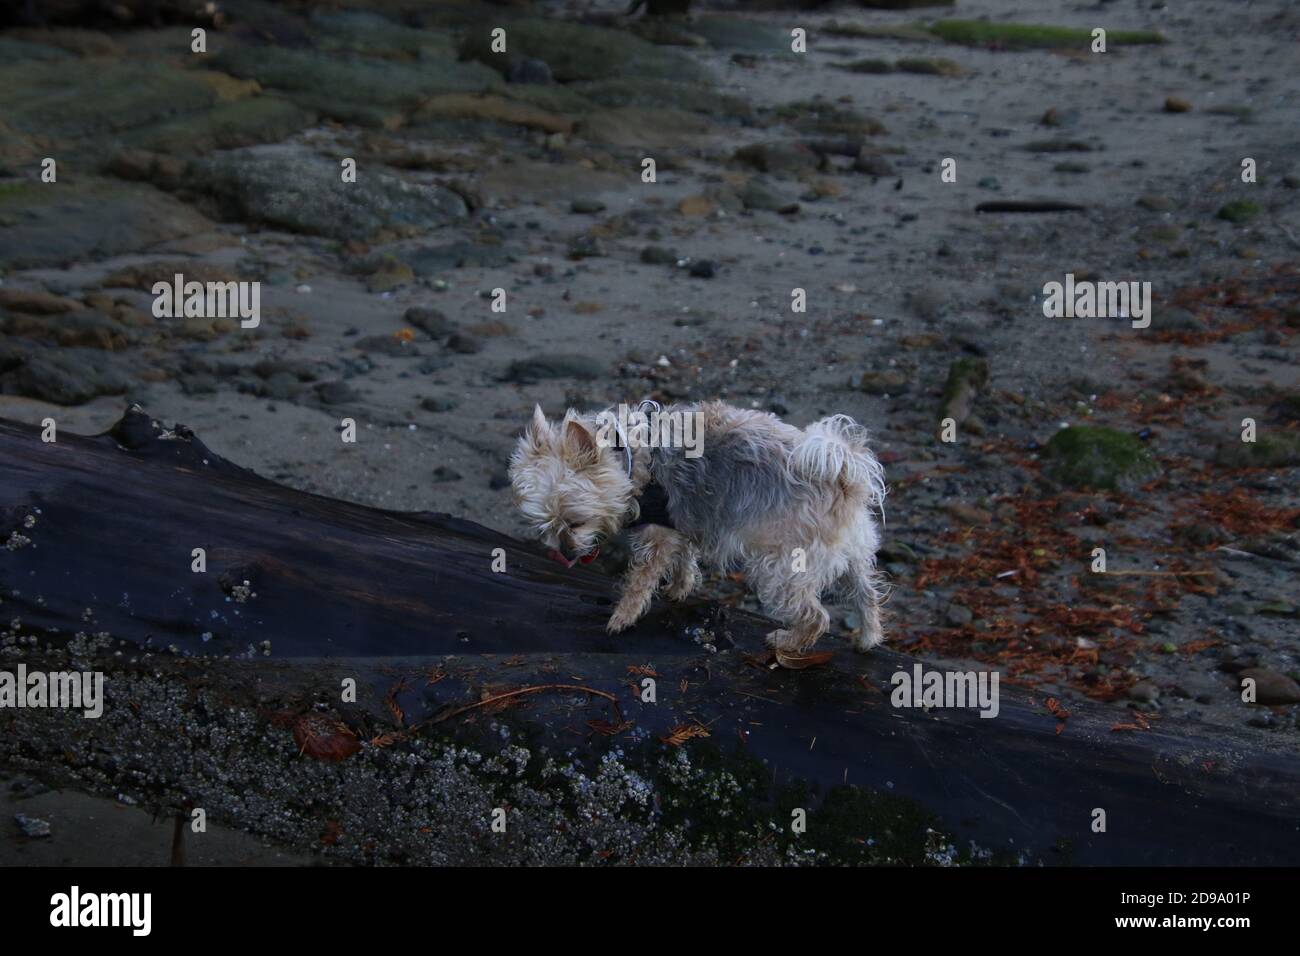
[509,401,887,664]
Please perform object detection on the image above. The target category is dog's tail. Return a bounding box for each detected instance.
[787,415,887,517]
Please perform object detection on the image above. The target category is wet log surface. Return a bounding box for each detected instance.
[1,408,1297,865]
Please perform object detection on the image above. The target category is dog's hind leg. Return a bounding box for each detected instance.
[844,554,887,651]
[607,526,683,633]
[664,542,701,602]
[758,566,832,658]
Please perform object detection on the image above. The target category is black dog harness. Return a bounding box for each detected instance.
[611,400,675,530]
[629,475,674,529]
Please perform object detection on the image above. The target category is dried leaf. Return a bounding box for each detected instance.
[661,723,710,747]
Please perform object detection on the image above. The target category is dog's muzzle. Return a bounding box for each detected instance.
[548,547,599,569]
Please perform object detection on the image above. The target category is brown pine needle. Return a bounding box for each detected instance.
[430,683,617,725]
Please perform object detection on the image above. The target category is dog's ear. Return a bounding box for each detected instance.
[562,419,599,467]
[521,404,550,454]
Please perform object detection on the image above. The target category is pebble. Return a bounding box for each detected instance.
[14,814,51,838]
[944,603,973,627]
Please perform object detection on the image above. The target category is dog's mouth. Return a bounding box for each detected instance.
[548,547,599,569]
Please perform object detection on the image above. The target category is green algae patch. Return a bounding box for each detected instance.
[1042,426,1160,491]
[1217,200,1262,224]
[929,21,1165,49]
[1220,434,1300,469]
[896,56,964,76]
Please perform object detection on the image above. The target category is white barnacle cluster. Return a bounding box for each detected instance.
[658,748,743,816]
[480,743,531,777]
[923,828,960,867]
[4,532,31,551]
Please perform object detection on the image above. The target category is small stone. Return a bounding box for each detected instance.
[506,57,552,85]
[1217,201,1261,224]
[1163,96,1193,113]
[14,814,51,838]
[688,259,716,279]
[420,396,458,413]
[944,603,973,627]
[570,197,606,215]
[1239,668,1300,706]
[1136,195,1174,212]
[858,370,910,395]
[445,333,481,354]
[1128,682,1160,703]
[354,334,418,357]
[404,306,456,338]
[315,381,361,405]
[640,245,678,265]
[854,151,896,177]
[568,235,605,260]
[502,354,604,382]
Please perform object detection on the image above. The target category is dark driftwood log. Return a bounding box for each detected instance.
[1,408,1297,865]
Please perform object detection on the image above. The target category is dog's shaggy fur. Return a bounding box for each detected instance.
[509,401,888,658]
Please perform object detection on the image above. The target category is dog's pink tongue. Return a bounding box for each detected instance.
[548,549,577,569]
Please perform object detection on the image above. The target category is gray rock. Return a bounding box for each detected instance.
[502,354,605,382]
[906,285,947,321]
[506,57,554,85]
[420,396,459,413]
[733,141,823,176]
[0,178,213,270]
[944,603,973,627]
[459,18,708,85]
[739,180,798,213]
[212,44,498,120]
[689,16,795,55]
[0,346,133,405]
[314,380,362,405]
[404,307,457,338]
[640,245,679,265]
[568,235,606,260]
[14,814,51,838]
[190,148,467,241]
[854,151,896,177]
[445,333,481,355]
[404,241,515,274]
[1239,668,1300,706]
[257,371,302,400]
[354,335,420,357]
[1128,682,1161,703]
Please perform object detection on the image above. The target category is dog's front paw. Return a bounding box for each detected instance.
[765,628,795,650]
[852,630,885,653]
[606,607,639,634]
[766,629,832,669]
